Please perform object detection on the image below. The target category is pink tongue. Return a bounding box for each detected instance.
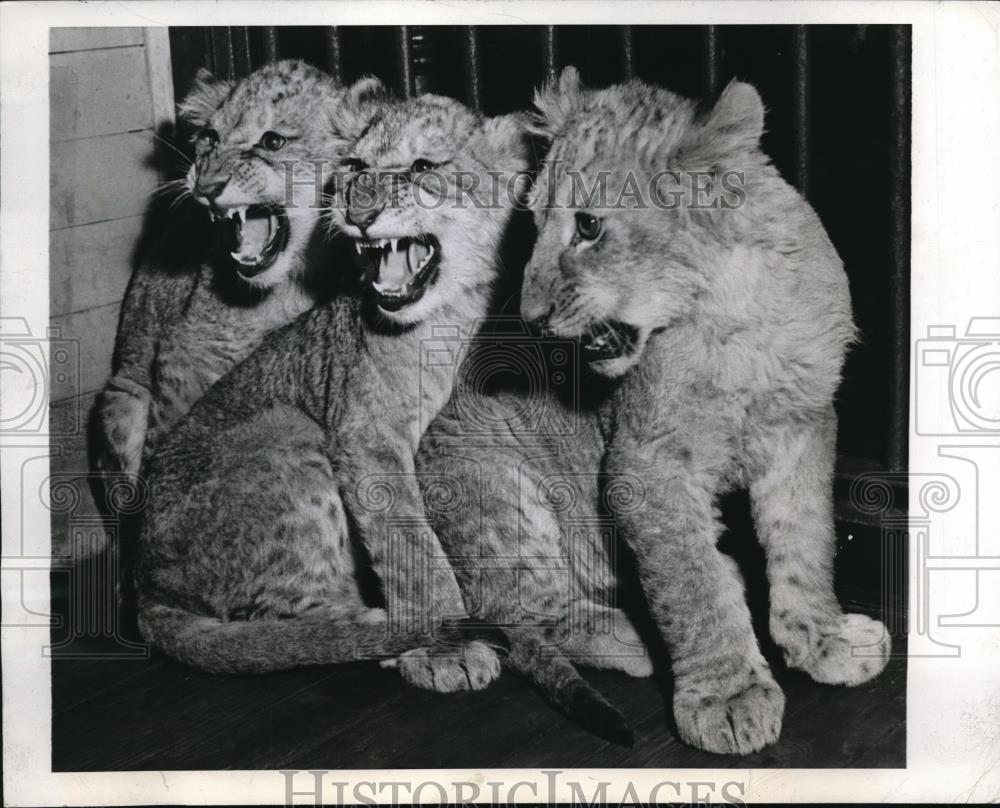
[236,215,270,258]
[378,250,409,289]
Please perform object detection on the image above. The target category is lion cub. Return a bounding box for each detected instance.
[520,67,891,754]
[136,94,529,690]
[94,61,383,477]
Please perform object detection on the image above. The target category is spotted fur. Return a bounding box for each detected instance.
[417,374,652,745]
[93,61,386,481]
[520,68,891,754]
[135,94,530,688]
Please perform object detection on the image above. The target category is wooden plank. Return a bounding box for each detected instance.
[50,302,119,403]
[50,216,142,318]
[142,28,176,137]
[50,131,159,230]
[50,28,143,54]
[51,47,153,142]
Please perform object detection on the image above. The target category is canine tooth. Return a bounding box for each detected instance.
[406,241,418,274]
[355,241,363,254]
[390,238,399,252]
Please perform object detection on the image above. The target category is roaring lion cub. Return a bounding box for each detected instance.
[518,67,891,754]
[136,94,529,690]
[94,60,383,476]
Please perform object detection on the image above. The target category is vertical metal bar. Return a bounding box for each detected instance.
[543,26,559,85]
[703,25,721,95]
[205,28,217,75]
[261,27,279,63]
[210,28,235,80]
[619,25,634,80]
[324,27,343,84]
[792,25,811,198]
[887,24,912,472]
[463,26,482,110]
[397,26,414,98]
[233,27,252,77]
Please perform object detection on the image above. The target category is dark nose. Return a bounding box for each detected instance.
[196,177,229,202]
[346,172,384,229]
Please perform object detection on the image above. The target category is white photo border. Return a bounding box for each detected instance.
[2,1,999,804]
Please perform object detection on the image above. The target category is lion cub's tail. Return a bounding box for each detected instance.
[505,630,634,747]
[138,602,430,673]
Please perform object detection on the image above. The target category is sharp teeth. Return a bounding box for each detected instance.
[355,241,363,254]
[390,238,399,252]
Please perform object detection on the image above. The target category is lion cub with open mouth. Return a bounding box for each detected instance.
[520,67,891,754]
[136,93,529,690]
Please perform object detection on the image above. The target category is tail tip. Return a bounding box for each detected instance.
[598,713,635,748]
[568,684,635,747]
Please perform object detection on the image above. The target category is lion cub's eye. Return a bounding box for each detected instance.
[410,158,437,174]
[342,158,368,174]
[200,128,220,147]
[259,131,287,151]
[575,212,603,241]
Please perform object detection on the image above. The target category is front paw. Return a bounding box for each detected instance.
[397,640,501,693]
[674,667,785,755]
[95,389,148,476]
[774,612,891,686]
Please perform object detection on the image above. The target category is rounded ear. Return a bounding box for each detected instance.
[703,80,765,152]
[479,111,531,172]
[332,75,392,142]
[345,75,389,107]
[530,65,584,140]
[177,68,233,129]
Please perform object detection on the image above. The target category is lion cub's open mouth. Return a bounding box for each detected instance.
[212,205,290,278]
[352,235,441,312]
[580,320,640,361]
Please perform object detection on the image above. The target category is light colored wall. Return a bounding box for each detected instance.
[49,27,174,554]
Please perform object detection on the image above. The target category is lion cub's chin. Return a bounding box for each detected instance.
[586,353,641,378]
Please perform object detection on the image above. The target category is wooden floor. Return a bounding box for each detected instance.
[51,589,905,771]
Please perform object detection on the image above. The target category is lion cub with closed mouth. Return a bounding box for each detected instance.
[521,67,891,754]
[136,93,529,690]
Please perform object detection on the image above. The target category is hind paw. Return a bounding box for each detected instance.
[397,640,501,693]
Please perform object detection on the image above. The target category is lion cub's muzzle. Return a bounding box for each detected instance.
[210,205,291,278]
[580,320,641,361]
[351,235,441,313]
[533,308,640,363]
